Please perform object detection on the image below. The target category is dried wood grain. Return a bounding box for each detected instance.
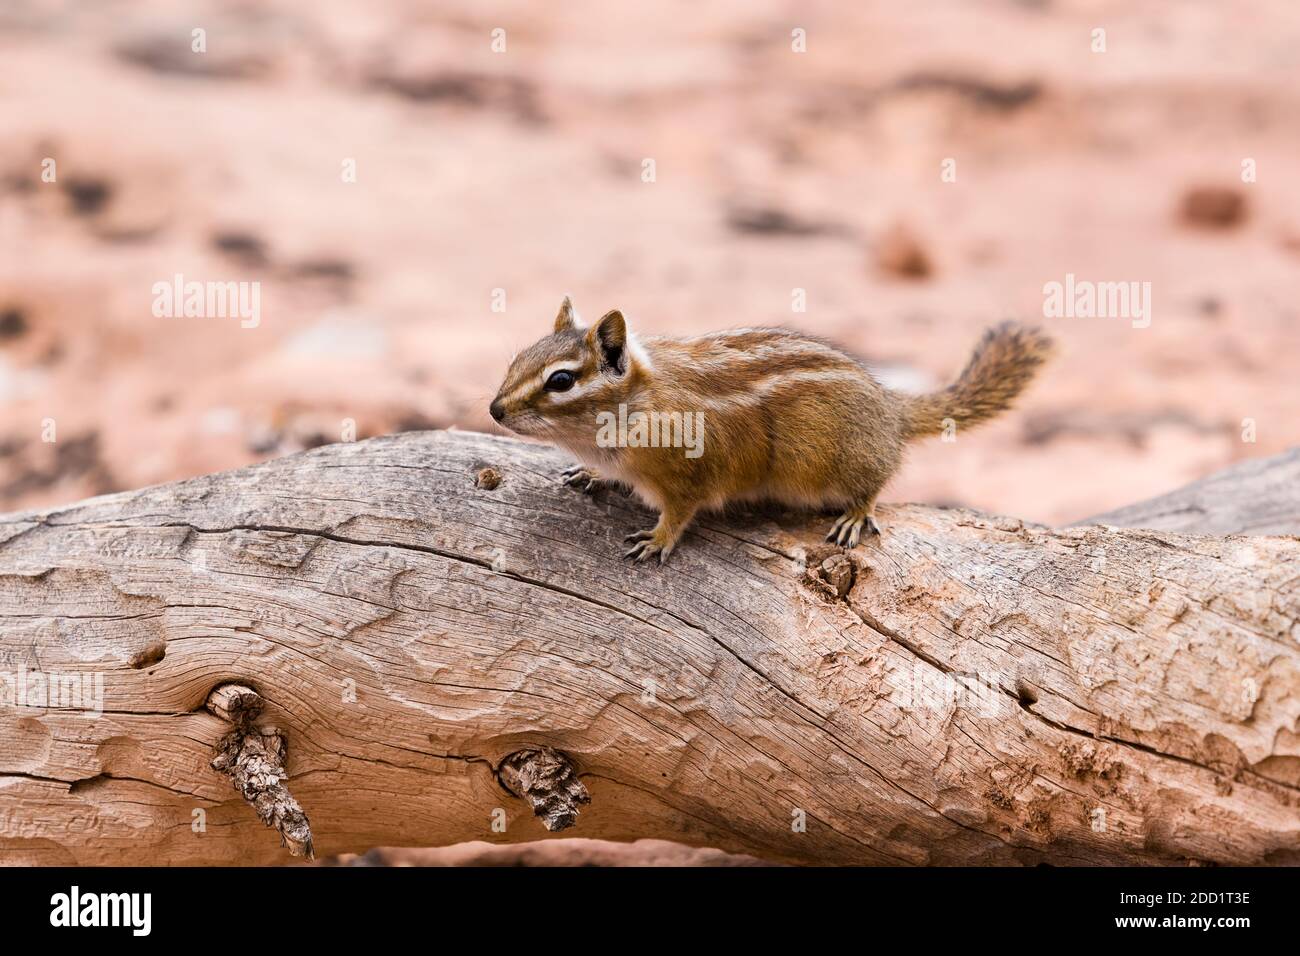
[0,431,1296,865]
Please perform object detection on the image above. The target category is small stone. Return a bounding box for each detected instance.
[0,307,29,340]
[876,224,933,279]
[1181,186,1247,229]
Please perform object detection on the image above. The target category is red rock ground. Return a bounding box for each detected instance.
[3,0,1297,524]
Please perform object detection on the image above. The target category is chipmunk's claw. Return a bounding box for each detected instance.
[561,466,602,494]
[623,540,661,563]
[826,512,882,548]
[623,529,672,564]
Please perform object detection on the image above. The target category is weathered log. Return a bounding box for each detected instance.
[1083,447,1300,535]
[0,430,1297,865]
[388,447,1300,868]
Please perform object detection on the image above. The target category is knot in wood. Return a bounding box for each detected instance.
[497,746,590,831]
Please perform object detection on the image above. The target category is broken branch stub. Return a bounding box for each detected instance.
[212,727,314,860]
[498,747,591,831]
[207,684,314,860]
[205,683,264,725]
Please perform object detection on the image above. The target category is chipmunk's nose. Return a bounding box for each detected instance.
[489,399,505,422]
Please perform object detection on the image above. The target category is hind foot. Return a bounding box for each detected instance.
[826,509,883,548]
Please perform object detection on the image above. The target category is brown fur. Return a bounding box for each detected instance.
[902,321,1054,439]
[491,298,1053,564]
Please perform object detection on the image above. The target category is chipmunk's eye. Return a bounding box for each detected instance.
[544,370,576,392]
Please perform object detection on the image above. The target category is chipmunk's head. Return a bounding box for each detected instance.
[490,296,640,444]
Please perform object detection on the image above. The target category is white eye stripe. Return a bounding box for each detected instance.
[503,380,538,404]
[548,378,599,402]
[503,366,581,405]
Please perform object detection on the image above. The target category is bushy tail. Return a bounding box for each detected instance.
[903,322,1053,440]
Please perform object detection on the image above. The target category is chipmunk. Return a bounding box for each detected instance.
[490,296,1052,564]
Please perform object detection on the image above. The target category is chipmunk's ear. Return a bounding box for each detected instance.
[554,295,578,333]
[590,309,627,373]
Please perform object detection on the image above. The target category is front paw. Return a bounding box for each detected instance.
[623,528,674,565]
[561,465,605,494]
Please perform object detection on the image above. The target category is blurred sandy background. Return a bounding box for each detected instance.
[2,1,1298,525]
